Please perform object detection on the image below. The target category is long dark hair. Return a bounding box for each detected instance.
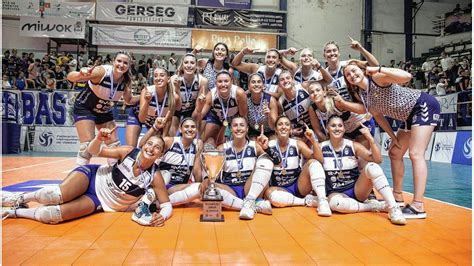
[210,42,231,70]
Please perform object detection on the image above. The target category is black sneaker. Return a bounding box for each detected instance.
[402,204,427,219]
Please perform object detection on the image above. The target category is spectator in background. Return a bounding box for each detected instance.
[49,51,58,66]
[421,58,435,87]
[440,52,455,86]
[436,78,448,95]
[78,51,85,69]
[138,54,147,77]
[168,53,177,75]
[389,59,396,68]
[15,71,27,90]
[6,57,18,85]
[44,72,56,92]
[27,59,41,88]
[2,74,12,89]
[159,56,167,69]
[137,72,148,91]
[458,68,471,91]
[68,54,78,72]
[147,62,156,85]
[55,65,68,90]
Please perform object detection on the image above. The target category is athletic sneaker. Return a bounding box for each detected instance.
[2,191,26,208]
[2,208,17,221]
[402,204,427,219]
[131,202,153,226]
[255,199,272,215]
[317,199,332,217]
[367,199,388,212]
[239,199,256,220]
[388,206,407,225]
[304,194,318,207]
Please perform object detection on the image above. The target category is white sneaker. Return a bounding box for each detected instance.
[255,199,272,215]
[2,191,26,208]
[367,199,388,212]
[131,202,153,226]
[304,194,318,207]
[239,199,256,220]
[2,207,17,221]
[388,206,407,225]
[317,199,332,217]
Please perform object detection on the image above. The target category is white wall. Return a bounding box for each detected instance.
[287,0,363,63]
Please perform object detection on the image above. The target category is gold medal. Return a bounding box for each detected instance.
[281,169,287,175]
[364,113,372,120]
[185,102,191,109]
[236,171,242,178]
[338,171,344,179]
[223,120,229,127]
[254,124,260,130]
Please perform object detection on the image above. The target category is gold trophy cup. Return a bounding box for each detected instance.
[200,149,225,222]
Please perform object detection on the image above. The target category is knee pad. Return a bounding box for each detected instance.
[34,205,63,224]
[256,154,274,172]
[268,190,291,208]
[364,162,384,180]
[329,194,356,213]
[35,186,63,205]
[77,142,92,165]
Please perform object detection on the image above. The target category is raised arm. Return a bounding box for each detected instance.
[368,66,413,87]
[67,64,104,84]
[88,127,131,160]
[231,47,260,74]
[348,36,379,66]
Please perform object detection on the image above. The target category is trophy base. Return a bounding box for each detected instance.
[200,214,225,222]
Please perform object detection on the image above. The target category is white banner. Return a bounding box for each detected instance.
[2,0,95,19]
[435,93,458,114]
[33,126,80,152]
[19,16,86,39]
[431,132,457,163]
[92,24,191,48]
[96,2,188,25]
[380,132,434,160]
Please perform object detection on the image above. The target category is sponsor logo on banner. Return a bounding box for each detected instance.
[20,16,85,39]
[92,24,191,48]
[34,126,80,152]
[197,0,251,9]
[452,131,472,165]
[192,30,277,51]
[1,91,19,122]
[195,8,286,31]
[3,0,95,19]
[431,132,456,163]
[96,2,188,25]
[380,132,433,160]
[3,89,77,126]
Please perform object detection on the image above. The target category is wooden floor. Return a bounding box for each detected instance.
[2,156,472,265]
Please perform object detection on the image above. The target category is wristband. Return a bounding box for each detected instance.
[152,124,159,131]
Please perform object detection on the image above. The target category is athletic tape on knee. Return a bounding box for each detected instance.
[169,183,201,206]
[269,190,297,207]
[329,194,360,213]
[34,205,63,224]
[34,185,63,205]
[246,155,273,200]
[309,160,327,199]
[77,142,92,165]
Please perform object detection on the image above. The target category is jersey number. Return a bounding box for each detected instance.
[119,178,132,191]
[333,159,343,168]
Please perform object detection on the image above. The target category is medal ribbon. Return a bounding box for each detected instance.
[154,90,168,117]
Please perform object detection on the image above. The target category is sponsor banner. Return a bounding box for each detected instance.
[380,132,434,160]
[2,0,95,19]
[1,90,20,123]
[192,29,277,51]
[437,113,457,131]
[96,2,188,25]
[92,24,191,48]
[19,16,86,39]
[33,126,80,152]
[452,131,472,165]
[4,90,78,126]
[431,132,456,163]
[195,8,286,31]
[197,0,251,9]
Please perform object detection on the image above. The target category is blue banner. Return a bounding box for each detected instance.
[452,131,472,165]
[1,91,20,123]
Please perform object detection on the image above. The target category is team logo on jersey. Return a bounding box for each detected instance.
[463,137,472,159]
[289,148,294,156]
[39,131,54,147]
[344,147,349,155]
[247,148,251,156]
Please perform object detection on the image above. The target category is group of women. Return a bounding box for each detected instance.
[2,38,441,227]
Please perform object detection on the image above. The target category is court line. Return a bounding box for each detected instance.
[402,191,472,210]
[2,158,75,173]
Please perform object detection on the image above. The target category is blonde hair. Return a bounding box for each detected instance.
[154,67,176,114]
[177,53,197,76]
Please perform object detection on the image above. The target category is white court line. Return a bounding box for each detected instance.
[402,191,472,210]
[61,169,74,174]
[2,158,75,173]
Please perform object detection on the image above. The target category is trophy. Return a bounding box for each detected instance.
[200,149,225,222]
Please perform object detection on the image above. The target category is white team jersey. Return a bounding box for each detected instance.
[257,65,282,93]
[95,149,155,212]
[294,68,322,83]
[326,60,352,101]
[220,140,257,186]
[279,84,312,129]
[89,65,126,102]
[159,137,198,184]
[268,138,302,187]
[210,85,239,121]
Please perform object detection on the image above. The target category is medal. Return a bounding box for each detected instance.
[364,113,372,120]
[223,120,229,127]
[185,102,191,109]
[338,171,344,179]
[254,124,260,130]
[236,171,242,178]
[281,169,287,175]
[186,169,191,176]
